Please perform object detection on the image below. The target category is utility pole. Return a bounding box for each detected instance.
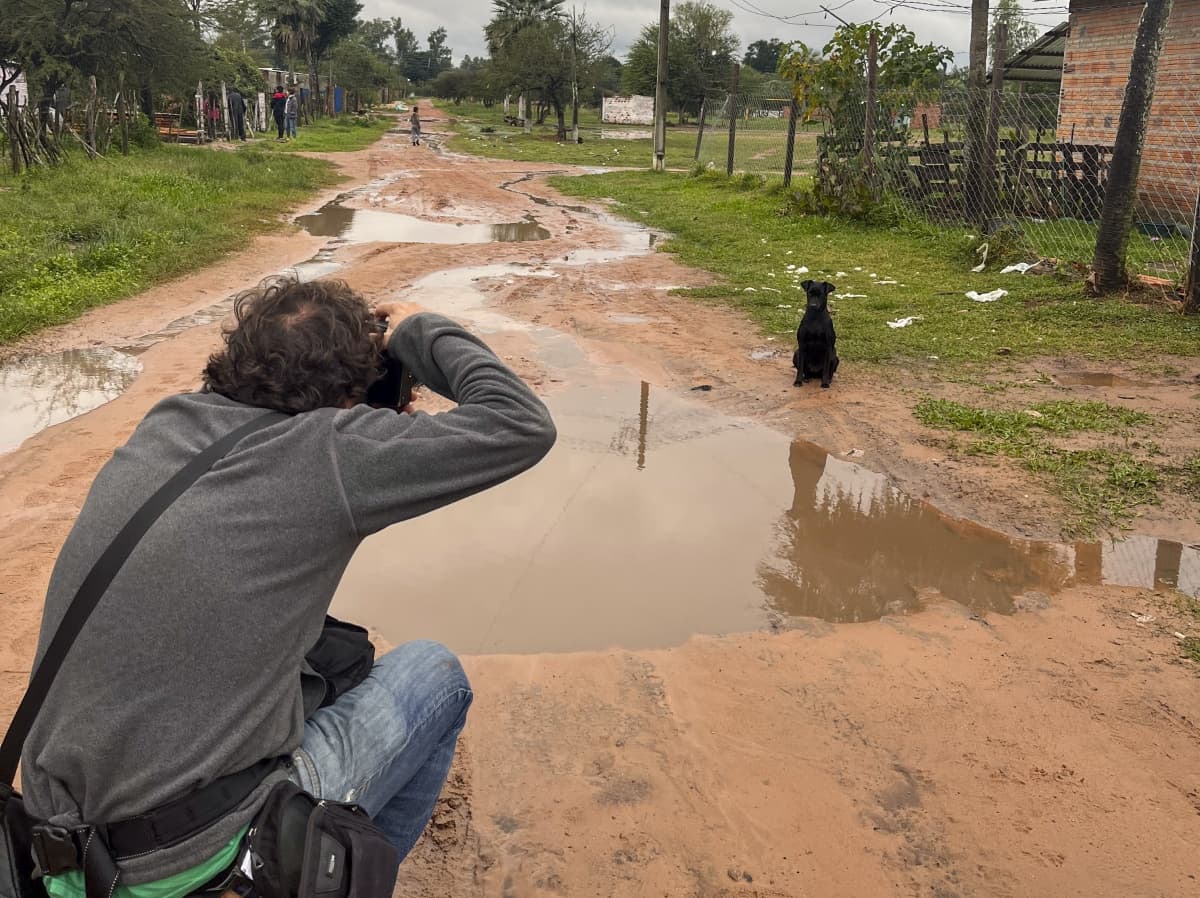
[963,0,990,225]
[653,0,669,171]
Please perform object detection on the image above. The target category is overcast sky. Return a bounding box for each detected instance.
[356,0,1069,69]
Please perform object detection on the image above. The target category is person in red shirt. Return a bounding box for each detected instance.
[270,86,288,141]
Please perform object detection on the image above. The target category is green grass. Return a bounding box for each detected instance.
[445,100,822,173]
[550,169,1200,365]
[914,397,1161,536]
[255,113,394,153]
[0,144,341,342]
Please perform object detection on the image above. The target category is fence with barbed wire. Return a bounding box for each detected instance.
[696,83,1200,287]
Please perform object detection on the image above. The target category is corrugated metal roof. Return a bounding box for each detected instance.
[995,21,1069,83]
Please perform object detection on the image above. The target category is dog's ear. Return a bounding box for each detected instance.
[800,279,813,291]
[822,281,836,295]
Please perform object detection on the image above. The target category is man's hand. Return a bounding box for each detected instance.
[373,301,426,347]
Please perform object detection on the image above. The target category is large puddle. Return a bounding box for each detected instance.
[295,202,550,244]
[0,349,142,453]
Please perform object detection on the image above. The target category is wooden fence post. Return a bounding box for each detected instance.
[864,28,877,189]
[6,87,19,174]
[1185,181,1200,313]
[220,81,231,141]
[694,98,706,161]
[783,98,800,187]
[117,71,129,155]
[86,76,98,156]
[982,22,1007,227]
[726,63,740,176]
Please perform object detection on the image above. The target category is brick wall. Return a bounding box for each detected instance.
[1060,0,1200,223]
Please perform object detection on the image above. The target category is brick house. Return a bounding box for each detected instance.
[1056,0,1200,224]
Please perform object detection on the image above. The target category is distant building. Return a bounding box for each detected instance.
[1,64,28,107]
[602,95,654,125]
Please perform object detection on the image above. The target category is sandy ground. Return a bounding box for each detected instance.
[1,106,1198,898]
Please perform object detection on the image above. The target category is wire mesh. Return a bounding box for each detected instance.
[699,83,1200,282]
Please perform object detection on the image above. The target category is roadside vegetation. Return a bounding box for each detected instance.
[258,114,395,154]
[0,144,339,343]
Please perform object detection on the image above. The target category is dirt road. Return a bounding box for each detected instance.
[1,108,1198,898]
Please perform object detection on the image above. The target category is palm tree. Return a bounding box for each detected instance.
[485,0,565,55]
[267,0,324,80]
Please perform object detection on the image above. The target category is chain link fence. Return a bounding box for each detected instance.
[697,83,1200,285]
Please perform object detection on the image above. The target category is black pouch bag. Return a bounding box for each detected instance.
[247,782,397,898]
[305,617,375,710]
[0,785,40,898]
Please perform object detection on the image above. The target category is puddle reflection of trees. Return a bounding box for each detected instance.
[0,349,141,451]
[757,442,1073,623]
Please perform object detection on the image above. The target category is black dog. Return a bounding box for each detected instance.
[792,280,839,388]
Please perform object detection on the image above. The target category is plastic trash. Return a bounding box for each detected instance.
[1001,262,1033,274]
[843,448,865,458]
[887,316,922,328]
[877,279,898,285]
[971,242,989,273]
[796,266,809,274]
[1130,612,1155,624]
[966,289,1008,302]
[840,293,867,298]
[835,271,848,277]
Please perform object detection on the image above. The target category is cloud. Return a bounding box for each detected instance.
[356,0,1066,67]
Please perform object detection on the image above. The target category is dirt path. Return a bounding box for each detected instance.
[1,107,1198,898]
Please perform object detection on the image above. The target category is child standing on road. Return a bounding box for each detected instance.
[285,87,299,140]
[410,104,421,146]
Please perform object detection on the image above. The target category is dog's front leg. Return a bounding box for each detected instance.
[793,347,805,386]
[821,351,833,388]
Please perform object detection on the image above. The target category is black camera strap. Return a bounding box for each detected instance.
[0,411,286,895]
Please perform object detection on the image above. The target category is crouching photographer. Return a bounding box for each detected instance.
[0,278,556,898]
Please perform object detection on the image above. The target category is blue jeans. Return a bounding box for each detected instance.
[287,641,472,875]
[285,115,297,138]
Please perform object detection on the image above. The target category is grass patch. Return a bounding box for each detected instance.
[255,113,393,153]
[1167,452,1200,501]
[549,169,1200,365]
[914,397,1160,536]
[0,144,340,342]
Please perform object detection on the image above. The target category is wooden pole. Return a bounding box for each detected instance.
[864,28,877,189]
[118,71,129,155]
[694,98,706,160]
[652,0,670,170]
[7,87,19,174]
[983,22,1007,227]
[1184,180,1200,313]
[726,63,740,176]
[220,81,231,141]
[783,98,800,187]
[963,0,990,219]
[86,75,97,154]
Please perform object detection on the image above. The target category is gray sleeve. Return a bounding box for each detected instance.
[331,313,557,536]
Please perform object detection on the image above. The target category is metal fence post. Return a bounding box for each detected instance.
[725,63,740,176]
[783,98,800,187]
[864,29,877,189]
[1186,181,1200,312]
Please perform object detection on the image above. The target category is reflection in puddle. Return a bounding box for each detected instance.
[295,202,550,244]
[1055,372,1142,387]
[758,443,1073,623]
[0,349,142,453]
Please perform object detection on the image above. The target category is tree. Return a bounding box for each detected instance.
[312,0,362,64]
[264,0,323,73]
[1093,0,1174,291]
[623,1,738,117]
[990,0,1039,59]
[357,18,396,60]
[490,13,611,136]
[426,27,452,78]
[485,0,566,55]
[432,68,473,103]
[210,0,273,58]
[328,38,388,109]
[744,38,785,74]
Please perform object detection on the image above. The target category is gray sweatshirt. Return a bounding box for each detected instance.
[21,313,556,883]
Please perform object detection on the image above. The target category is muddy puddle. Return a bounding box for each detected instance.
[1054,371,1143,387]
[330,262,1200,653]
[295,202,549,244]
[0,349,142,453]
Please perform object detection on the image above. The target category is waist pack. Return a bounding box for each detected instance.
[245,782,397,898]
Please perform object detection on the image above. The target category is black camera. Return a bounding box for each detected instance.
[366,319,417,410]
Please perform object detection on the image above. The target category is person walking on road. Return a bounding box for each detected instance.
[270,85,287,141]
[285,87,299,140]
[227,88,247,141]
[410,104,421,146]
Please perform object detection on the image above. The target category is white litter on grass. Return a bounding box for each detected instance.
[777,303,793,308]
[966,289,1008,303]
[971,242,990,273]
[840,293,867,298]
[1001,262,1033,274]
[835,271,848,277]
[743,287,757,292]
[767,272,776,277]
[786,250,794,255]
[763,287,781,293]
[796,266,809,274]
[786,264,797,270]
[854,266,863,271]
[877,279,898,285]
[887,316,922,328]
[869,273,878,278]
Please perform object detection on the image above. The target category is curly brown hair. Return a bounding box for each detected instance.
[203,277,381,413]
